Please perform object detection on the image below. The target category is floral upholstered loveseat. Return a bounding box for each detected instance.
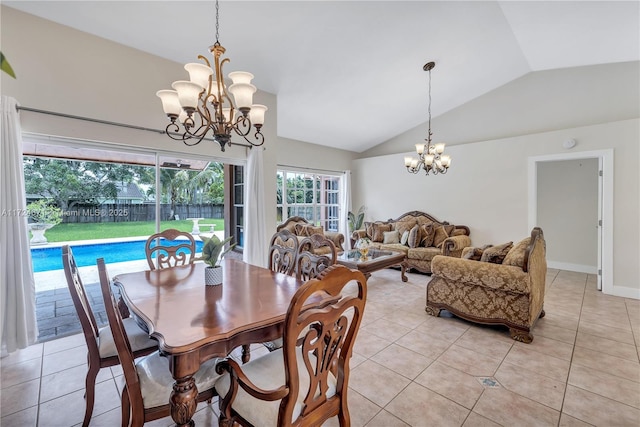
[277,216,345,253]
[426,227,547,343]
[351,210,471,274]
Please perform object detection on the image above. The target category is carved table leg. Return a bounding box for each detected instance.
[170,376,198,427]
[241,344,251,364]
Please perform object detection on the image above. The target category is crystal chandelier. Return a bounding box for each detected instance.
[405,62,451,175]
[156,0,267,152]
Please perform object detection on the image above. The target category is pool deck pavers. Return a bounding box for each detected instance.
[34,237,241,342]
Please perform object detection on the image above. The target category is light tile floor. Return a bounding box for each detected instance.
[2,268,639,426]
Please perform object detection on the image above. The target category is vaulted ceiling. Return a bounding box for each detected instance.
[6,1,639,152]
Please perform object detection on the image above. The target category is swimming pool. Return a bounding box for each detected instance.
[31,239,204,272]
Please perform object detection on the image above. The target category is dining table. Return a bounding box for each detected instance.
[113,258,308,427]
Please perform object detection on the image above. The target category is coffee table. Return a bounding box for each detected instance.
[336,248,408,282]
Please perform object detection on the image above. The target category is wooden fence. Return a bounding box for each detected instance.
[61,203,224,223]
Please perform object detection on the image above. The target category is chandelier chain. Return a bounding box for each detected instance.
[215,0,220,44]
[427,66,432,143]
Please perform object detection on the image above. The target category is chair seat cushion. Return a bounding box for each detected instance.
[136,351,223,409]
[214,347,337,425]
[98,317,157,358]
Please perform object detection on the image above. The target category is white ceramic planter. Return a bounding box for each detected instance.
[29,223,54,245]
[204,266,223,286]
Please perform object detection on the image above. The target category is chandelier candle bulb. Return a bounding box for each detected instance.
[435,143,445,154]
[415,144,425,155]
[404,157,414,167]
[172,80,203,111]
[441,155,451,167]
[249,104,268,126]
[228,83,256,111]
[156,90,182,117]
[228,71,254,85]
[184,63,214,90]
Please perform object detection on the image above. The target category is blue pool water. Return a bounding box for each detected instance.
[31,239,204,272]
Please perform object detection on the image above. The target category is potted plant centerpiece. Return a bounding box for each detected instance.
[197,234,235,286]
[26,199,63,245]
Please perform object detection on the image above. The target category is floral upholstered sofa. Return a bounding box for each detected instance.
[426,227,547,343]
[351,210,471,274]
[277,216,345,254]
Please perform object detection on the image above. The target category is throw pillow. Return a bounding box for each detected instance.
[394,219,417,236]
[433,224,455,248]
[480,241,514,264]
[408,224,421,248]
[374,223,392,242]
[400,230,410,245]
[365,222,391,242]
[420,222,436,247]
[383,230,400,244]
[451,228,467,237]
[295,223,324,237]
[503,237,532,269]
[462,244,492,261]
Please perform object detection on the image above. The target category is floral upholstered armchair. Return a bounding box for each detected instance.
[426,227,547,343]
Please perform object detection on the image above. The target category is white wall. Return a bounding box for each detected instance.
[537,158,598,273]
[352,119,639,298]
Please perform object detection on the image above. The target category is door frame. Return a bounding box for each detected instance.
[527,149,613,295]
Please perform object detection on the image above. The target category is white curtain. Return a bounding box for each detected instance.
[0,96,37,355]
[242,147,268,267]
[340,170,352,250]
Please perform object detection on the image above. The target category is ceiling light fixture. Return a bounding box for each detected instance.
[405,62,451,175]
[156,0,267,152]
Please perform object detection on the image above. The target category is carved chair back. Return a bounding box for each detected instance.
[217,265,367,426]
[64,246,156,427]
[97,258,144,418]
[62,245,101,360]
[268,229,299,275]
[145,228,196,270]
[295,234,337,281]
[282,265,366,425]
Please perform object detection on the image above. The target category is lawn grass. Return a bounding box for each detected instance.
[38,219,225,242]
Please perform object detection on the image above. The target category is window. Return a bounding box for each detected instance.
[276,170,341,232]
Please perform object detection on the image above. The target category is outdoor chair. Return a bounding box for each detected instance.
[97,258,222,427]
[214,265,367,427]
[62,245,157,427]
[144,228,196,270]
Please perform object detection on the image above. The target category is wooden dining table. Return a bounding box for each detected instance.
[113,258,307,427]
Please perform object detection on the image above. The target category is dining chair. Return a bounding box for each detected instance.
[97,258,222,427]
[62,245,158,427]
[268,229,299,275]
[214,264,367,427]
[295,233,337,281]
[145,228,196,270]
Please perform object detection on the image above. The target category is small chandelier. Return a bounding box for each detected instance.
[156,0,266,152]
[405,62,451,175]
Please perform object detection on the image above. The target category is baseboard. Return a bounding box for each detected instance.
[547,261,596,274]
[611,286,640,300]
